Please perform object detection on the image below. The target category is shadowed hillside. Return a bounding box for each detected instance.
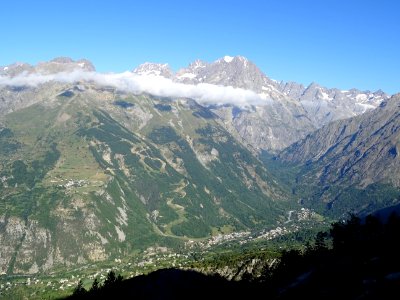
[65,213,400,300]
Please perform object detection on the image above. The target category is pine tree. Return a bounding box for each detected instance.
[72,280,86,297]
[90,278,100,293]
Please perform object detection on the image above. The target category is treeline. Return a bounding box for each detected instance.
[68,270,123,299]
[66,213,400,300]
[261,213,400,299]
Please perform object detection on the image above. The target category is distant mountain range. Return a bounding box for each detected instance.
[133,55,389,151]
[0,56,398,275]
[1,56,389,152]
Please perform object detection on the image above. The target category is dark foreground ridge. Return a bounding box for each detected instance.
[67,268,251,300]
[65,213,400,300]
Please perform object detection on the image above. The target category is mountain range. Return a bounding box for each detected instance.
[133,55,389,151]
[279,94,400,216]
[0,56,398,276]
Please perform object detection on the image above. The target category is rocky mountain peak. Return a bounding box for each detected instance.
[279,81,306,99]
[50,57,74,63]
[36,57,96,73]
[188,59,208,70]
[0,57,95,77]
[277,79,390,128]
[216,55,249,65]
[132,62,173,78]
[0,62,34,77]
[374,89,386,96]
[306,82,321,89]
[222,55,235,63]
[177,55,278,93]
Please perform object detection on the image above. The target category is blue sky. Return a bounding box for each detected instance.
[1,0,399,93]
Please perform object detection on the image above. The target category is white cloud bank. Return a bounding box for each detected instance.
[0,71,268,107]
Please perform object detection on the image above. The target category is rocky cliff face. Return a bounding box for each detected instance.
[194,257,276,281]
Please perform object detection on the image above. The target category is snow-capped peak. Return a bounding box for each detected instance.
[216,55,250,66]
[133,62,173,78]
[223,56,234,63]
[191,59,207,69]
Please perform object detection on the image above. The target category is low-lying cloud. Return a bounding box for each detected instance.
[0,71,268,107]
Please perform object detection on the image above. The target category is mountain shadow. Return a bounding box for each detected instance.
[64,268,257,300]
[66,213,400,300]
